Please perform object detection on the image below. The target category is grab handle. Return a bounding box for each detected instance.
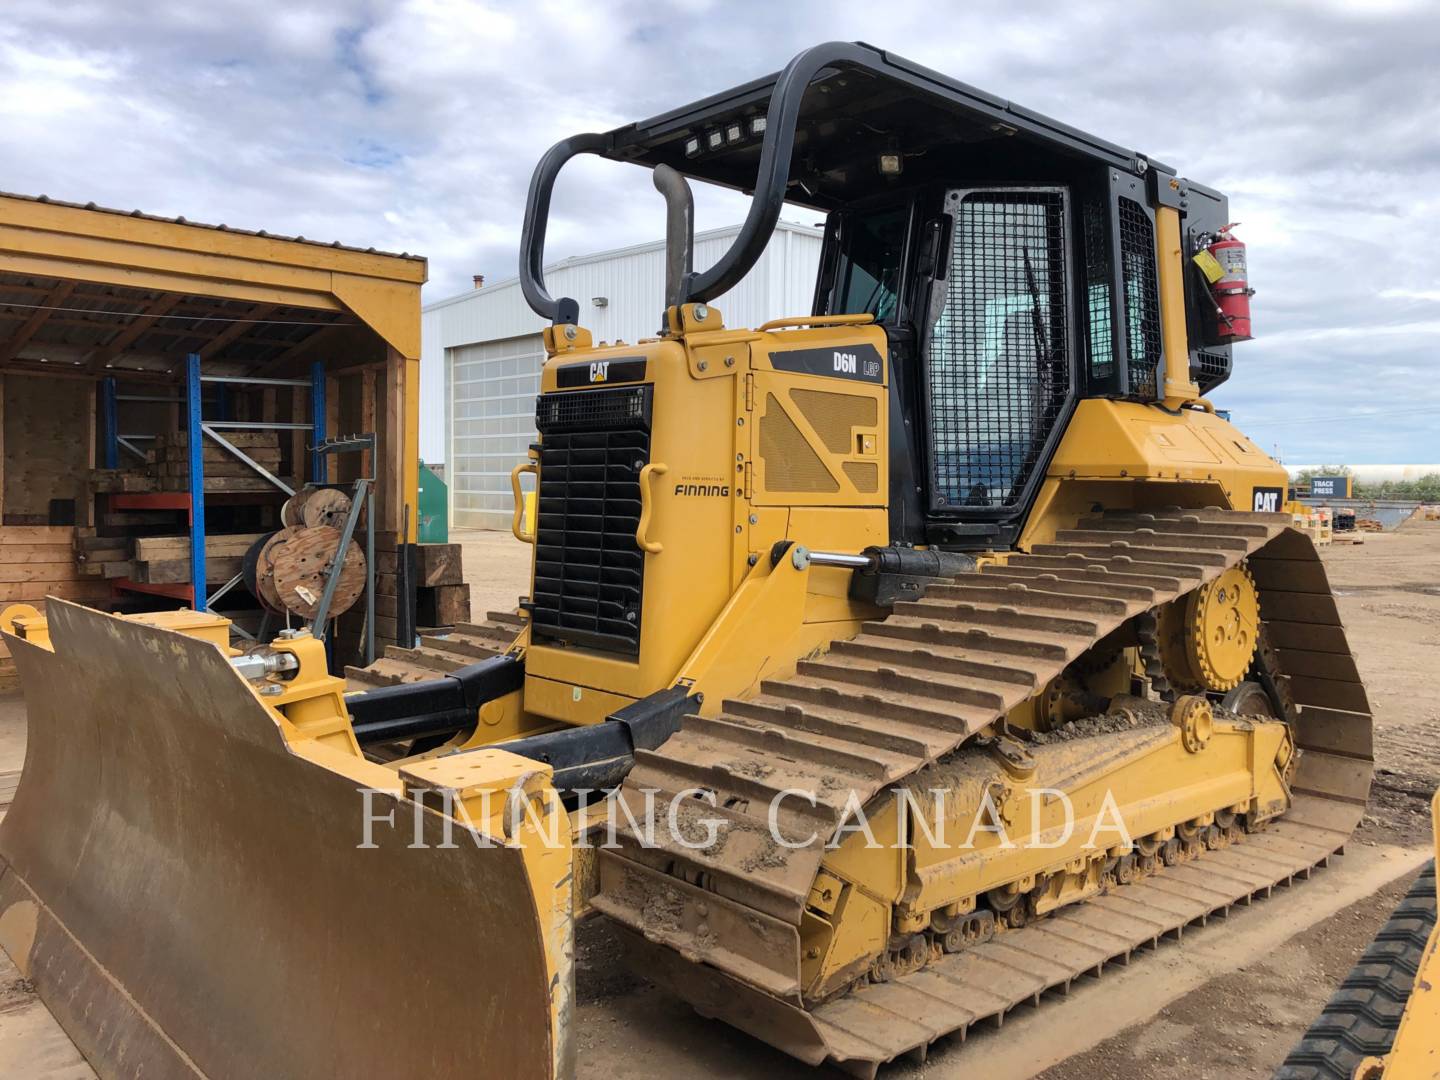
[636,463,669,554]
[757,314,875,332]
[511,462,537,544]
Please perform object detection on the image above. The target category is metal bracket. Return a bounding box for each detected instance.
[1146,165,1188,212]
[310,476,369,643]
[201,423,296,496]
[116,435,151,462]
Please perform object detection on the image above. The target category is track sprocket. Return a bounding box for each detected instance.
[1160,563,1260,692]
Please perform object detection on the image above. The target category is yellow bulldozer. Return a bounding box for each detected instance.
[0,41,1372,1079]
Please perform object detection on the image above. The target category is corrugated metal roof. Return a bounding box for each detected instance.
[0,190,426,263]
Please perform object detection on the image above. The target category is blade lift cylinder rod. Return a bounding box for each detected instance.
[795,548,873,570]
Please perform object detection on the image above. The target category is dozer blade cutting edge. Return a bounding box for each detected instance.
[0,600,573,1079]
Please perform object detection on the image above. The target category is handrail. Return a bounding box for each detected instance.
[518,132,610,325]
[510,462,537,544]
[516,42,875,321]
[757,314,876,332]
[636,463,669,554]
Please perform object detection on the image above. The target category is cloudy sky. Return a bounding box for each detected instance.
[4,0,1438,464]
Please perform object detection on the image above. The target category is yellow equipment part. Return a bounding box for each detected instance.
[1159,563,1262,692]
[0,601,574,1079]
[1349,791,1440,1080]
[793,696,1295,1000]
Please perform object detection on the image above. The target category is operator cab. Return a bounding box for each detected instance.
[520,42,1241,550]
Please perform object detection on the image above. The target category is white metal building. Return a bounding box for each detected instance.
[425,221,824,530]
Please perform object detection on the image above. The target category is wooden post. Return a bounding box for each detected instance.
[0,373,6,522]
[384,347,405,536]
[360,368,376,479]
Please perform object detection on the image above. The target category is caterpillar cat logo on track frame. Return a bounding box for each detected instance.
[0,40,1371,1080]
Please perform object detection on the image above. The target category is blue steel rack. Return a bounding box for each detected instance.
[102,355,327,613]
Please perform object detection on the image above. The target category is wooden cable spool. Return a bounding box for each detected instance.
[301,487,353,529]
[280,489,314,528]
[271,525,366,621]
[249,527,303,614]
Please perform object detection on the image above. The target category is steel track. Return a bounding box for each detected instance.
[593,509,1374,1074]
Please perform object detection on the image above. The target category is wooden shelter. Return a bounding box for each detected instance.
[0,190,430,676]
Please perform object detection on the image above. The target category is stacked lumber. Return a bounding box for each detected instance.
[365,542,470,636]
[0,526,107,606]
[74,532,135,579]
[88,468,157,494]
[72,530,268,586]
[85,431,284,515]
[129,532,266,585]
[415,543,469,629]
[149,431,282,492]
[1,525,110,688]
[344,611,525,691]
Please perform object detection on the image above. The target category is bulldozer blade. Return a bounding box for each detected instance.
[0,600,573,1079]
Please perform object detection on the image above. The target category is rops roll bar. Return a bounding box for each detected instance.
[517,41,873,324]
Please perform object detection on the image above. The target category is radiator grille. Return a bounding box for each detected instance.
[1194,349,1232,394]
[1119,197,1162,400]
[930,188,1070,510]
[536,385,649,433]
[790,389,877,454]
[531,386,651,655]
[759,393,839,493]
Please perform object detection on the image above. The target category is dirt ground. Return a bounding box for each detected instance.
[0,518,1437,1078]
[454,526,535,616]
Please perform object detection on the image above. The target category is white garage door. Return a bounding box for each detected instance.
[449,333,545,530]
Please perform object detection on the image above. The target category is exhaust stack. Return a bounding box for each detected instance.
[652,164,694,314]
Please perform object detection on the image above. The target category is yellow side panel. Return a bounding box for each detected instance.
[522,674,637,727]
[1021,399,1285,548]
[749,325,888,509]
[1048,399,1278,484]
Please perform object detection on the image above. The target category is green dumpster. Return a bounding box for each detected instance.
[417,461,448,543]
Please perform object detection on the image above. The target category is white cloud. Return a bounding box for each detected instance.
[0,0,1437,463]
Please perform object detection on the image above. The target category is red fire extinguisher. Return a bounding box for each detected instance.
[1193,224,1255,342]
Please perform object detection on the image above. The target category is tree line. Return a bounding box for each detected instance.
[1293,467,1440,502]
